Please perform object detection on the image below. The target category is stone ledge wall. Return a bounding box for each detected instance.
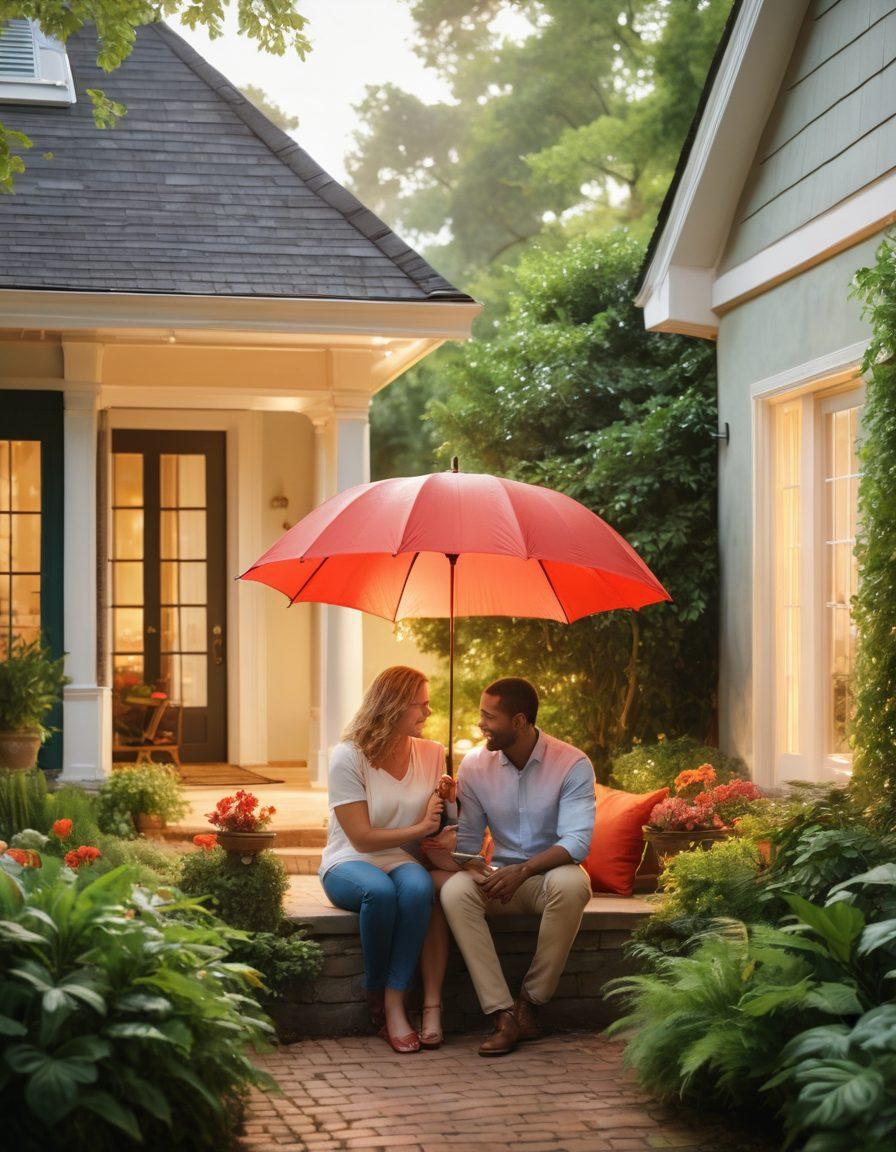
[271,914,646,1042]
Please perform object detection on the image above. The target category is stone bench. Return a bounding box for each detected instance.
[271,876,653,1041]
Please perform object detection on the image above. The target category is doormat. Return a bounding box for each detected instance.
[178,764,285,786]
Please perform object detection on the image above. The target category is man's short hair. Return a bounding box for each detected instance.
[484,678,539,724]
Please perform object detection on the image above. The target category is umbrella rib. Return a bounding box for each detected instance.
[288,557,328,606]
[393,551,420,621]
[538,559,571,624]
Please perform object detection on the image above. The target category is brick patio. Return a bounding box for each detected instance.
[241,1031,775,1152]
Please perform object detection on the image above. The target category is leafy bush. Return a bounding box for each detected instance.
[178,847,288,932]
[97,765,188,837]
[761,823,896,909]
[229,925,323,998]
[0,856,274,1150]
[0,768,50,838]
[0,636,69,738]
[610,736,746,793]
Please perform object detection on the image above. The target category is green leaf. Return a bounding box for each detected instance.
[849,1004,896,1053]
[0,920,46,945]
[804,983,864,1017]
[105,1022,173,1043]
[828,864,896,896]
[739,977,813,1017]
[782,894,865,964]
[78,1090,143,1142]
[857,918,896,957]
[0,1014,27,1037]
[794,1061,884,1129]
[114,992,173,1016]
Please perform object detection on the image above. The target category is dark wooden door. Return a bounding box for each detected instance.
[111,430,227,762]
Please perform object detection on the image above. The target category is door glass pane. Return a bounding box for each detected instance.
[161,454,205,508]
[161,606,179,652]
[113,608,143,653]
[0,441,41,652]
[824,400,862,757]
[775,403,801,755]
[161,561,206,605]
[180,654,207,708]
[112,562,142,605]
[113,454,143,507]
[113,510,143,559]
[180,607,207,652]
[113,654,144,690]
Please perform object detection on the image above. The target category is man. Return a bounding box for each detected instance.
[440,678,595,1056]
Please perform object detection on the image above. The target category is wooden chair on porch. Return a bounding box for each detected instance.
[113,699,184,768]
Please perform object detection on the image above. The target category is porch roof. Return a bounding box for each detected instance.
[0,22,471,305]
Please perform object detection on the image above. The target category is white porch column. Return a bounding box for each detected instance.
[311,404,370,786]
[60,343,111,784]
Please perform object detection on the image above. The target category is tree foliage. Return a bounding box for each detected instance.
[0,1,310,189]
[239,83,299,131]
[412,232,717,768]
[849,233,896,824]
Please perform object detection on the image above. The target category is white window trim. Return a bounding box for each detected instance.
[752,352,865,789]
[0,19,76,106]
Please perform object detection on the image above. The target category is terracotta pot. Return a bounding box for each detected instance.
[0,730,42,773]
[642,826,730,866]
[216,830,276,858]
[136,812,166,833]
[756,838,776,866]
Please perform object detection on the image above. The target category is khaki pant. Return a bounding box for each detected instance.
[440,864,591,1015]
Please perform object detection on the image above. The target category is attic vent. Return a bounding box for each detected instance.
[0,19,35,77]
[0,19,76,107]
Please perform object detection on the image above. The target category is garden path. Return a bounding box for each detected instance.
[242,1031,774,1152]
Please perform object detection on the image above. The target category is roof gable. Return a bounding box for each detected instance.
[0,22,469,302]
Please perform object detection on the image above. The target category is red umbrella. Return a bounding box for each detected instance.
[240,461,670,773]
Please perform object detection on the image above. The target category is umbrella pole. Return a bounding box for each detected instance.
[447,553,458,778]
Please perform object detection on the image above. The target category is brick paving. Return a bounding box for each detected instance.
[241,1031,775,1152]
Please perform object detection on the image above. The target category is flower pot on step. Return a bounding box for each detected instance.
[642,826,730,867]
[216,830,277,858]
[0,730,42,773]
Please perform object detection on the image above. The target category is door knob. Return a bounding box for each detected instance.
[146,625,158,634]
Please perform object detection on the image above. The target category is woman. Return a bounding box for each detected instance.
[319,665,457,1053]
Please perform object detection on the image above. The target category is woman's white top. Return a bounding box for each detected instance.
[319,737,447,879]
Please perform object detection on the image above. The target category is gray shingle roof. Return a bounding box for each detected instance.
[0,22,470,302]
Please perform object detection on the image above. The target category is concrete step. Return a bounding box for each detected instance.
[158,826,327,848]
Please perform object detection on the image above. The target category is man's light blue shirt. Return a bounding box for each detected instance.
[455,730,596,865]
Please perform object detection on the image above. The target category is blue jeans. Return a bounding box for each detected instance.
[322,860,434,991]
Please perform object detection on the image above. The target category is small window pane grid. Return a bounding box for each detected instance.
[824,404,862,756]
[160,455,208,709]
[0,440,41,657]
[775,404,801,756]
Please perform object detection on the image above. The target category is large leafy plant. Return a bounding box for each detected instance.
[0,637,68,738]
[96,765,188,837]
[610,735,746,793]
[0,856,274,1150]
[179,846,288,933]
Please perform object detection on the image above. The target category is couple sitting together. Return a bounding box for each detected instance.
[319,665,596,1057]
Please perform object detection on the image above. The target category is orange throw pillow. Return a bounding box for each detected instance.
[583,783,669,897]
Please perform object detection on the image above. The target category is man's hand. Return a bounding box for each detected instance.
[477,862,530,904]
[436,774,457,804]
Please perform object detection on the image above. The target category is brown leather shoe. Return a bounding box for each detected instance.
[478,1008,520,1057]
[513,996,542,1042]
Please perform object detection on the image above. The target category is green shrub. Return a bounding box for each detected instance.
[97,765,188,838]
[229,925,323,997]
[0,636,69,739]
[178,847,288,932]
[609,735,746,793]
[0,768,50,838]
[0,855,274,1150]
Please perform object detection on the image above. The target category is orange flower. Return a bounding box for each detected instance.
[52,818,73,839]
[6,847,42,868]
[64,845,102,870]
[674,764,717,794]
[193,833,218,851]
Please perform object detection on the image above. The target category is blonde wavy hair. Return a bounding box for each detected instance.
[343,665,428,766]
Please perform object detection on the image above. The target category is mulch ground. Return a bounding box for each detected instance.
[241,1030,777,1152]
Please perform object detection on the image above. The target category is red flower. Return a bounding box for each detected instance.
[52,818,73,839]
[5,848,41,868]
[65,845,102,870]
[205,790,275,832]
[193,834,218,851]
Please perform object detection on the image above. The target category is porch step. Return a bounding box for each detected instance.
[159,826,327,848]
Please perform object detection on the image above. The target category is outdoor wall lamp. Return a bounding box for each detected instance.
[271,493,290,530]
[711,422,730,445]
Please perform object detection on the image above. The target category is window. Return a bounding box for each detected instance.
[0,19,76,107]
[0,440,41,655]
[774,402,801,756]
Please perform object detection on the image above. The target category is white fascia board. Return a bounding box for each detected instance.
[636,0,810,334]
[0,289,481,341]
[642,266,718,339]
[713,172,896,312]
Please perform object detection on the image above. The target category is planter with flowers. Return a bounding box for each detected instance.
[643,763,764,865]
[207,790,277,859]
[0,637,69,772]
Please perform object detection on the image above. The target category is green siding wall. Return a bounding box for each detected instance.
[721,0,896,272]
[715,236,881,768]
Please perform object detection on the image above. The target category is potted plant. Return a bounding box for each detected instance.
[206,790,277,858]
[642,765,764,865]
[97,764,188,837]
[0,637,69,772]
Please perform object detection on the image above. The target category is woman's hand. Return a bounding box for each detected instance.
[419,824,459,871]
[418,791,444,837]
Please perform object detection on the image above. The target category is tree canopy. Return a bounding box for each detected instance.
[0,1,310,190]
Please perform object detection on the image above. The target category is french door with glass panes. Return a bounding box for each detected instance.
[111,431,227,762]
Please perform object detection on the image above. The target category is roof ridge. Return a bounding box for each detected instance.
[150,21,471,303]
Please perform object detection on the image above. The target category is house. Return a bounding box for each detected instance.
[0,19,478,783]
[637,0,894,787]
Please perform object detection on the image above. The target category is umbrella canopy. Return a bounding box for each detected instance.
[239,469,669,622]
